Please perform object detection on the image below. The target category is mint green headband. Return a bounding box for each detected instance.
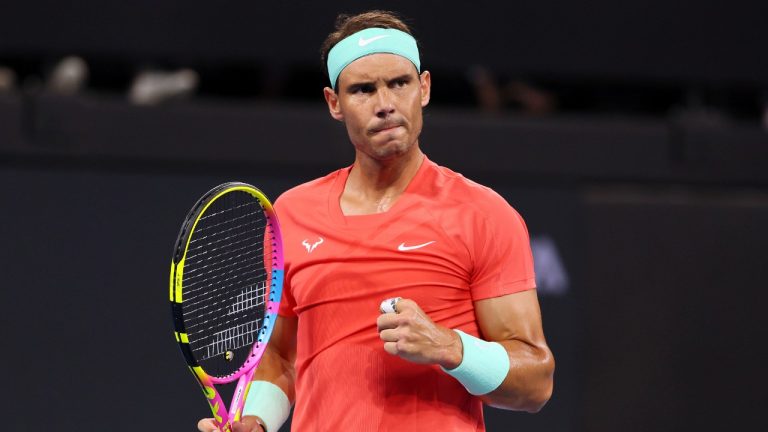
[327,27,421,90]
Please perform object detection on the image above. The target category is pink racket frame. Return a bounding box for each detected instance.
[170,184,284,432]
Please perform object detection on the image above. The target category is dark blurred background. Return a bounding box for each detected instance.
[1,1,766,431]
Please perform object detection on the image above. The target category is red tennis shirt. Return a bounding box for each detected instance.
[274,156,536,431]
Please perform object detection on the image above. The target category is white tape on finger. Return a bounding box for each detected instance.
[379,297,402,314]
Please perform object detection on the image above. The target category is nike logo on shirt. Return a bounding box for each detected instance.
[397,241,436,251]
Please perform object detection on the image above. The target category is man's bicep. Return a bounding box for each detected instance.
[474,290,546,346]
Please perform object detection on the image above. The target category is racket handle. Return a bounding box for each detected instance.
[229,373,252,422]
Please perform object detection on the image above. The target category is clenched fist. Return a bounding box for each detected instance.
[376,298,463,369]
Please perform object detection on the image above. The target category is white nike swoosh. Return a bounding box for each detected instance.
[358,35,390,46]
[398,241,436,251]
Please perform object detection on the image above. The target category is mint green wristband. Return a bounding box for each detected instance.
[441,329,510,395]
[242,381,291,432]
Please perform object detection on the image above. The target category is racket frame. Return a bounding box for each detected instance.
[169,182,284,432]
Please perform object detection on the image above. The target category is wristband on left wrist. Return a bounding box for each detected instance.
[441,329,510,395]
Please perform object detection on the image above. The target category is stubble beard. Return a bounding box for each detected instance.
[364,130,417,162]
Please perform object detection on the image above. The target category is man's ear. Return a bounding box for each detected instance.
[419,70,431,108]
[323,87,344,121]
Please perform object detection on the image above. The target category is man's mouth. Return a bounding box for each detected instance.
[372,123,401,133]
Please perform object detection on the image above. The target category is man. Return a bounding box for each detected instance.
[199,10,554,432]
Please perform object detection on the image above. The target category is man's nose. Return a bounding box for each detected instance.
[375,88,396,118]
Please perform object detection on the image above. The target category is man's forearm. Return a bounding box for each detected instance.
[480,339,554,412]
[252,346,296,403]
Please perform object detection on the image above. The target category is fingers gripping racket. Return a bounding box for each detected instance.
[169,182,284,431]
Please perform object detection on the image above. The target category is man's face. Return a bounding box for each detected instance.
[324,53,431,162]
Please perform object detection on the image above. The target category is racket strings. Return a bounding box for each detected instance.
[185,241,264,281]
[183,226,268,286]
[186,226,266,260]
[229,282,267,314]
[183,253,268,314]
[184,278,268,328]
[183,274,266,310]
[198,319,262,362]
[197,200,262,222]
[186,253,266,300]
[184,202,268,290]
[188,312,266,353]
[181,191,273,376]
[192,204,262,232]
[191,219,263,244]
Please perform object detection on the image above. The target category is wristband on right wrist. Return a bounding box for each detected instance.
[242,380,291,432]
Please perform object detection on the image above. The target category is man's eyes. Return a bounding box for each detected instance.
[392,79,409,88]
[350,79,409,94]
[351,85,375,94]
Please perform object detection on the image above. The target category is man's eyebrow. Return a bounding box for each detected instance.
[387,74,413,84]
[344,80,374,92]
[345,73,415,89]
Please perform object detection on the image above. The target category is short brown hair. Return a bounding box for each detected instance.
[320,10,418,83]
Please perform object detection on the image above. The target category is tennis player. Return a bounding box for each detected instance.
[198,10,554,432]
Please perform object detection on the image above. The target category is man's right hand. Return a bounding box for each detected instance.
[197,416,265,432]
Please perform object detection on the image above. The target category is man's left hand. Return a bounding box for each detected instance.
[376,298,463,369]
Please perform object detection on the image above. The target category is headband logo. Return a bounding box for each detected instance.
[358,34,390,47]
[327,28,419,88]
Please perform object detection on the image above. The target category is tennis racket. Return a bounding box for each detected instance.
[169,182,284,432]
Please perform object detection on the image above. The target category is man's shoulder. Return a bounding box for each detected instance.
[277,169,342,202]
[278,170,341,200]
[427,160,503,200]
[425,159,520,217]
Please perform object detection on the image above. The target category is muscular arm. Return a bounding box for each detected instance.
[473,290,554,412]
[377,290,554,414]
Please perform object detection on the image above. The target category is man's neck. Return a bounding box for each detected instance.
[340,148,425,216]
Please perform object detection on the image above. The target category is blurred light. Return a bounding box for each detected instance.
[0,66,17,93]
[129,68,199,106]
[531,235,570,296]
[47,56,89,95]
